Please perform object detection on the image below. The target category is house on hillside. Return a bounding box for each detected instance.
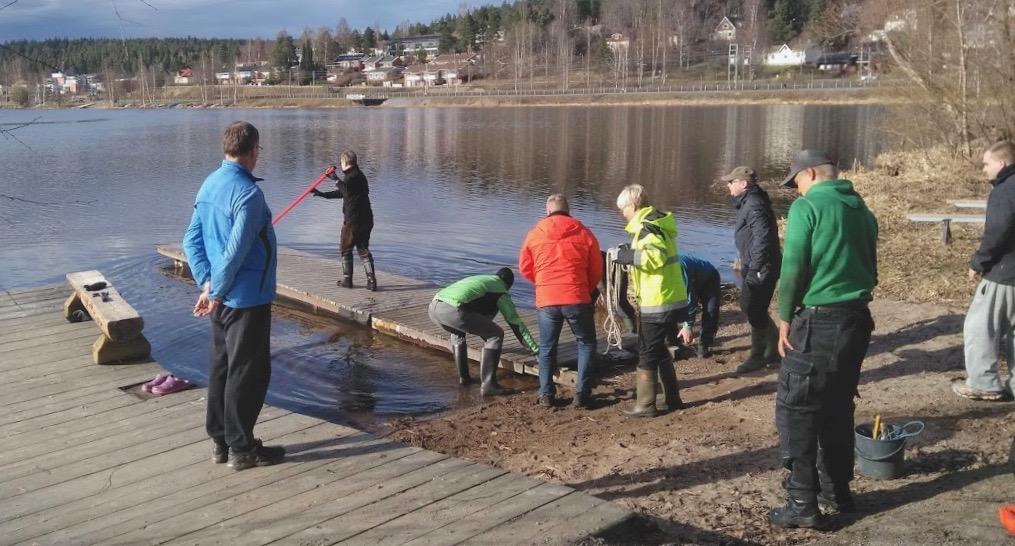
[809,51,858,71]
[362,54,404,71]
[713,16,739,42]
[174,67,193,85]
[388,34,441,56]
[334,52,366,70]
[428,53,478,85]
[764,44,806,67]
[365,66,404,85]
[606,33,629,54]
[403,64,440,87]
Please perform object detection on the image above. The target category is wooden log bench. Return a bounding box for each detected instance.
[64,270,151,365]
[906,213,986,244]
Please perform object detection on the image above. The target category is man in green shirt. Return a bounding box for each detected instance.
[428,268,539,396]
[771,150,878,529]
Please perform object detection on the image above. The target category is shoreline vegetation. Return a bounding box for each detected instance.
[845,147,984,307]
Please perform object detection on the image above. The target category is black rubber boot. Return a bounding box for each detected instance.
[340,254,354,288]
[769,494,825,529]
[363,254,377,292]
[736,325,769,374]
[623,370,658,417]
[452,341,471,385]
[657,363,685,411]
[480,348,514,396]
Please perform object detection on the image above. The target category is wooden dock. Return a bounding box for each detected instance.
[157,244,586,386]
[0,284,632,545]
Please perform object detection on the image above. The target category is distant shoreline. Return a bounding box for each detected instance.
[4,85,905,111]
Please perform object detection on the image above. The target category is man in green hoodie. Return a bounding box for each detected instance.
[428,268,539,396]
[771,150,878,529]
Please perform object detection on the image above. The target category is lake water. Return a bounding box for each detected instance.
[0,104,883,426]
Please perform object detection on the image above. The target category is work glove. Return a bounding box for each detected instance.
[311,189,323,197]
[327,166,340,181]
[609,243,635,266]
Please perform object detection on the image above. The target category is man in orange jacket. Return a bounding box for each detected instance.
[520,194,602,408]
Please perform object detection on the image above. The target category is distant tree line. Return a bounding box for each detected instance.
[0,0,866,89]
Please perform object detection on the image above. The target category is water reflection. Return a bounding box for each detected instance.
[0,104,883,423]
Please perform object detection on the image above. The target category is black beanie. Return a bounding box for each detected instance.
[496,267,514,289]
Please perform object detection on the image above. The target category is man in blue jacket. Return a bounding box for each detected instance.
[183,121,284,471]
[674,254,721,358]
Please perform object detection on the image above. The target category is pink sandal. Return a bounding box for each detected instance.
[141,374,171,393]
[151,376,194,396]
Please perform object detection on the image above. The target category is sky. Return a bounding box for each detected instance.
[0,0,498,41]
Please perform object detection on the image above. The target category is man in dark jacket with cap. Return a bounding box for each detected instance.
[956,140,1015,401]
[312,150,377,291]
[722,166,781,373]
[771,150,878,529]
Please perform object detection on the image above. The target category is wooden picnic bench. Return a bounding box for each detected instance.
[906,213,985,244]
[946,199,987,209]
[63,270,150,365]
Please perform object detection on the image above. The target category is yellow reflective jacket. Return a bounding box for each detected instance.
[624,206,688,314]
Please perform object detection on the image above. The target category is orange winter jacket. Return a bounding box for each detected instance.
[519,212,603,308]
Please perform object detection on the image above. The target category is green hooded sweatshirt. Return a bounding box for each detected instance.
[434,274,539,353]
[778,179,878,322]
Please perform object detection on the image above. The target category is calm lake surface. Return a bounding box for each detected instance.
[0,105,883,426]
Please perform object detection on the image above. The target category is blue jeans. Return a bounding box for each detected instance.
[537,304,597,397]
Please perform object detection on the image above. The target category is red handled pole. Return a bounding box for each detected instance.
[272,165,337,225]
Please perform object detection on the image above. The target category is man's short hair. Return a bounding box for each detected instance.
[814,163,839,179]
[546,194,569,213]
[987,141,1015,164]
[616,184,647,210]
[341,150,358,167]
[222,121,259,157]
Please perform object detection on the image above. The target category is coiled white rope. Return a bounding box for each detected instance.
[602,253,628,355]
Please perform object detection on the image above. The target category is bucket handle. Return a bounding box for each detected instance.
[886,421,925,440]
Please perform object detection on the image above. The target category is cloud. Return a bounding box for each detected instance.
[0,0,493,40]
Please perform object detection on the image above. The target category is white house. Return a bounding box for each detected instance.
[713,16,739,42]
[606,33,630,54]
[365,66,404,85]
[764,44,806,67]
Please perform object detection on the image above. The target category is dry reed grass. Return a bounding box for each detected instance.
[845,147,987,306]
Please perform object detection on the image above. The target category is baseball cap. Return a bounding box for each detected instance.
[782,150,834,188]
[720,166,758,183]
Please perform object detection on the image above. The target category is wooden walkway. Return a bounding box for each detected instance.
[157,244,585,386]
[0,284,632,545]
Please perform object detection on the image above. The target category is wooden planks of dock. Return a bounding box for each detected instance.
[0,284,632,545]
[157,244,584,385]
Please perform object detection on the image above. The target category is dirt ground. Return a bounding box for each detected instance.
[386,296,1014,545]
[384,148,1015,544]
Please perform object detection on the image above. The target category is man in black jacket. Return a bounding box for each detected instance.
[956,141,1015,401]
[312,150,377,291]
[722,166,781,374]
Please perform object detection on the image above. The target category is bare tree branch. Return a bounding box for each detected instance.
[0,116,39,150]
